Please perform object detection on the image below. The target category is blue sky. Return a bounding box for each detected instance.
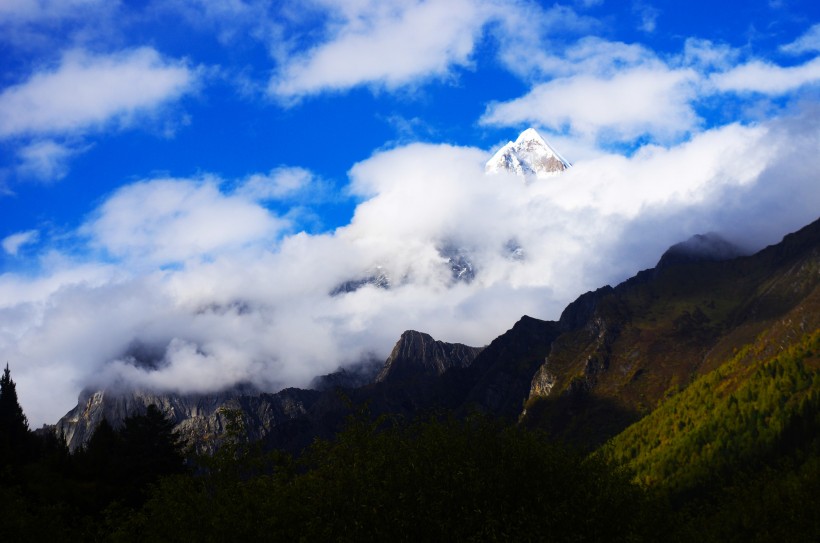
[1,0,819,425]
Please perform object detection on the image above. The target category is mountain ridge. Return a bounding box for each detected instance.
[50,216,820,454]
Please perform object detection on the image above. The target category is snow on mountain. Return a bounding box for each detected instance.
[485,127,571,178]
[333,132,564,296]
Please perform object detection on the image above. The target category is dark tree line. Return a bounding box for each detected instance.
[0,365,186,540]
[1,362,817,541]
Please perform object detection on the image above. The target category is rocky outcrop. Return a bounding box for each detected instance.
[459,316,562,420]
[529,363,556,398]
[55,387,320,453]
[376,331,483,384]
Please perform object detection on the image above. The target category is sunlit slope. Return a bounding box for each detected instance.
[523,218,820,448]
[602,284,819,494]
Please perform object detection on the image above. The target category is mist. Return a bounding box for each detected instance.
[2,106,819,427]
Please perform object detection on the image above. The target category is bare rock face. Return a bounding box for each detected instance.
[460,315,562,420]
[529,363,557,398]
[55,387,320,453]
[376,331,483,384]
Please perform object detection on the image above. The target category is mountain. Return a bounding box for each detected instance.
[329,266,391,295]
[51,217,819,458]
[375,330,483,384]
[55,386,320,453]
[485,127,571,178]
[655,231,745,270]
[309,358,383,391]
[330,128,561,296]
[50,217,820,454]
[522,216,820,446]
[268,217,820,453]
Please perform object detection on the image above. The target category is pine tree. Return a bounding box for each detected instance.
[0,363,31,466]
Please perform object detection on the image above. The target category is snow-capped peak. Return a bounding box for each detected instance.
[485,127,571,178]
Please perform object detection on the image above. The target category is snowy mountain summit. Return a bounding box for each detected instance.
[485,128,571,178]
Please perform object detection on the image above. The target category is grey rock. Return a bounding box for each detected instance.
[376,330,483,383]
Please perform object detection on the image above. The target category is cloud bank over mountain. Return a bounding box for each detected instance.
[0,0,818,426]
[3,107,819,427]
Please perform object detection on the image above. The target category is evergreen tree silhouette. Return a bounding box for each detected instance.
[0,363,31,466]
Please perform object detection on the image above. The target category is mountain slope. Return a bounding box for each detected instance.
[52,217,820,456]
[603,322,818,492]
[55,386,320,453]
[521,217,820,447]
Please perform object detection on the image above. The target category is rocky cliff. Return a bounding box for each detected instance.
[55,386,320,453]
[376,330,483,383]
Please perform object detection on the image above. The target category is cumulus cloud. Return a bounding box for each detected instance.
[82,176,288,266]
[236,166,332,202]
[486,4,600,80]
[268,0,596,100]
[4,104,820,427]
[498,37,656,82]
[780,23,820,55]
[0,0,107,24]
[2,230,39,256]
[481,66,699,142]
[482,34,820,145]
[711,57,820,95]
[270,0,492,98]
[15,139,78,181]
[481,37,707,144]
[680,38,740,71]
[0,47,197,138]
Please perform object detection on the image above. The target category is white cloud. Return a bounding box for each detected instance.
[0,0,108,24]
[486,4,600,79]
[82,177,287,265]
[0,47,197,138]
[633,1,659,33]
[481,65,699,142]
[780,23,820,55]
[680,38,740,71]
[2,229,39,255]
[16,139,78,180]
[237,166,331,202]
[497,36,657,83]
[4,104,820,427]
[155,0,283,47]
[711,57,820,95]
[270,0,491,98]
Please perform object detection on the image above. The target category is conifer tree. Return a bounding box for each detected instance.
[0,363,30,465]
